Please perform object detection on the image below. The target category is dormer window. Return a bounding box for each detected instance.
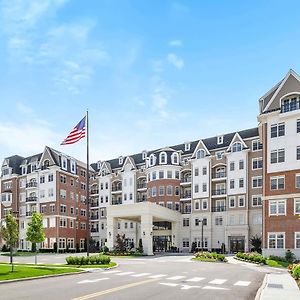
[232,142,242,152]
[172,153,179,165]
[184,142,191,151]
[142,151,147,160]
[44,160,50,168]
[61,157,67,170]
[149,154,155,166]
[22,166,26,175]
[217,135,223,145]
[1,167,10,176]
[71,160,76,173]
[281,94,300,113]
[159,152,167,164]
[196,149,205,159]
[119,156,123,165]
[97,161,101,170]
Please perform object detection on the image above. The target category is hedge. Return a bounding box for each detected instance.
[236,252,266,264]
[66,255,111,265]
[289,264,300,280]
[194,252,226,262]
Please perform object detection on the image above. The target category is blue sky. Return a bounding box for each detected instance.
[1,0,300,164]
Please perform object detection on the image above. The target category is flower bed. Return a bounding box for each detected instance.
[194,252,226,262]
[66,254,111,265]
[235,252,266,264]
[289,263,300,282]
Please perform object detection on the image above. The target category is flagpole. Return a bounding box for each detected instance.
[86,109,90,257]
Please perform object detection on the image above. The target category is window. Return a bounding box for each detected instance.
[159,186,164,196]
[125,222,128,229]
[182,238,189,248]
[175,171,179,179]
[119,156,123,165]
[203,167,207,175]
[295,232,300,249]
[152,172,156,180]
[40,176,45,184]
[270,176,285,190]
[185,142,191,151]
[268,233,284,249]
[159,171,164,179]
[252,158,263,169]
[60,189,66,199]
[159,152,167,164]
[297,146,300,160]
[48,188,53,197]
[217,135,223,144]
[194,184,199,193]
[271,123,285,138]
[59,238,66,249]
[129,193,133,200]
[149,154,155,166]
[252,176,262,188]
[232,142,242,152]
[172,153,179,164]
[167,185,173,196]
[239,160,244,170]
[167,171,172,179]
[216,151,224,160]
[175,186,180,196]
[270,149,285,164]
[252,140,262,151]
[238,196,245,207]
[297,119,300,133]
[281,96,299,112]
[230,162,235,171]
[239,178,244,188]
[215,216,223,225]
[229,197,235,208]
[195,168,199,176]
[61,158,67,170]
[295,199,300,214]
[230,179,234,189]
[60,205,66,213]
[296,175,300,188]
[252,195,262,206]
[194,200,200,210]
[152,187,157,197]
[80,239,85,249]
[59,218,67,228]
[130,222,133,229]
[202,199,208,210]
[269,200,286,215]
[183,218,190,227]
[196,149,205,159]
[202,183,207,192]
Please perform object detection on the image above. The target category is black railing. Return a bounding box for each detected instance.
[26,196,37,202]
[90,202,99,207]
[137,183,147,189]
[212,206,226,212]
[181,208,191,214]
[181,177,191,183]
[26,182,37,188]
[137,197,147,202]
[112,186,122,192]
[90,189,99,195]
[26,211,33,216]
[212,172,226,179]
[281,100,300,113]
[91,228,99,233]
[90,215,99,220]
[181,193,192,199]
[112,200,122,205]
[212,189,226,195]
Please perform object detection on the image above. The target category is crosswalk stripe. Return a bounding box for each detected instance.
[160,283,178,287]
[234,281,251,286]
[167,276,186,280]
[116,272,135,276]
[203,285,230,290]
[149,274,167,278]
[104,270,121,274]
[186,277,205,282]
[181,285,201,290]
[131,273,151,277]
[209,279,227,285]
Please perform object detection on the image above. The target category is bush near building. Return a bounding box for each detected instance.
[236,252,266,264]
[289,264,300,284]
[66,254,111,265]
[194,252,226,262]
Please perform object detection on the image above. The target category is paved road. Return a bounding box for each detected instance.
[0,255,270,300]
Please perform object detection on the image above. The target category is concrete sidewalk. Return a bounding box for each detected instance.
[259,273,300,300]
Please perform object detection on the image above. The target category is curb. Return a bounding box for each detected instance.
[254,273,268,300]
[85,262,119,272]
[0,269,88,284]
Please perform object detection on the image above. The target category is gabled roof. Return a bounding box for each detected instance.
[226,132,248,152]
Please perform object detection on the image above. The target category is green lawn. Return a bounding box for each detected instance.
[266,259,290,268]
[1,252,35,257]
[0,264,82,281]
[192,257,219,262]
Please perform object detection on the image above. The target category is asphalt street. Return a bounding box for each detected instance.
[0,254,270,300]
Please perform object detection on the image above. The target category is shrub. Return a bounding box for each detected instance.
[268,255,285,262]
[66,256,75,265]
[285,250,295,263]
[292,264,300,280]
[65,254,111,265]
[194,252,225,262]
[235,252,266,264]
[103,246,109,254]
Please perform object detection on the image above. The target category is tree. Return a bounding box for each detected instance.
[1,214,19,272]
[250,235,262,253]
[26,212,45,264]
[138,238,143,254]
[114,234,126,252]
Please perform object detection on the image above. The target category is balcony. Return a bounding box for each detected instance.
[26,211,33,217]
[212,172,226,179]
[26,182,37,188]
[137,197,147,203]
[111,186,122,193]
[91,228,99,233]
[281,100,300,113]
[211,189,226,196]
[137,183,147,190]
[212,206,226,212]
[26,196,37,203]
[180,192,192,200]
[90,189,99,195]
[112,200,122,205]
[90,215,99,220]
[90,201,99,208]
[180,177,192,186]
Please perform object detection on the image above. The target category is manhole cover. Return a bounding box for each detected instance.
[267,283,283,289]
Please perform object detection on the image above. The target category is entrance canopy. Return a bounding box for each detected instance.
[106,202,181,255]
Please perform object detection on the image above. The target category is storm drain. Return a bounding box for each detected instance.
[267,283,283,289]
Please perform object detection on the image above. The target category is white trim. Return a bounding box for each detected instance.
[226,132,247,152]
[294,198,300,215]
[269,199,286,216]
[267,232,285,249]
[191,140,210,158]
[295,232,300,249]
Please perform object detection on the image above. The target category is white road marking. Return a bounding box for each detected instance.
[77,278,109,284]
[149,274,167,278]
[167,276,186,280]
[234,281,251,286]
[116,272,135,276]
[186,277,205,282]
[181,285,201,290]
[209,279,227,285]
[131,273,151,277]
[160,283,179,287]
[202,286,230,290]
[104,270,121,274]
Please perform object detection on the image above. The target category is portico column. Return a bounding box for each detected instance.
[107,216,117,251]
[171,221,180,249]
[141,214,153,256]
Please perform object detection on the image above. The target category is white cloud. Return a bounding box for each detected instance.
[167,53,184,69]
[169,39,182,47]
[16,102,33,115]
[151,87,170,120]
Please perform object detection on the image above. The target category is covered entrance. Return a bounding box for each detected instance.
[229,236,245,253]
[153,236,172,252]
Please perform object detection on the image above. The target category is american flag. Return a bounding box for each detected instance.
[61,116,86,145]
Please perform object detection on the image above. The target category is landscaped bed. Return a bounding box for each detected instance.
[0,264,82,281]
[193,252,227,262]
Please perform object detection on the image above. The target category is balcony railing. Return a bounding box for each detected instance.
[181,208,191,214]
[91,228,99,233]
[90,189,99,195]
[137,197,147,202]
[26,182,37,188]
[137,183,147,189]
[180,192,192,199]
[90,201,99,207]
[26,196,37,202]
[281,100,300,113]
[112,186,122,192]
[212,206,226,212]
[181,177,191,183]
[26,211,33,216]
[112,200,122,205]
[211,189,226,195]
[212,172,226,179]
[90,215,99,220]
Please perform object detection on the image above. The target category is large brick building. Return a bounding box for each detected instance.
[1,69,300,257]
